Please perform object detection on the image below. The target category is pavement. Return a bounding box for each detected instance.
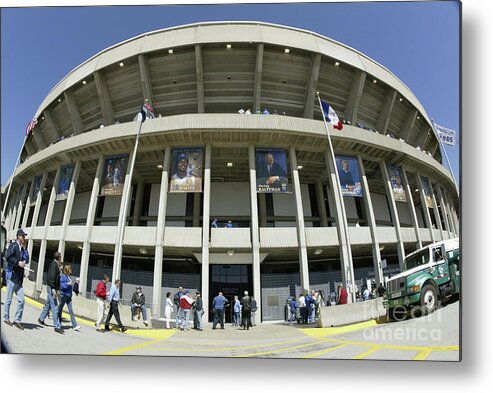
[1,289,460,360]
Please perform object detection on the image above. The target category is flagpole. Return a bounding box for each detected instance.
[431,121,457,189]
[316,92,355,302]
[2,134,28,224]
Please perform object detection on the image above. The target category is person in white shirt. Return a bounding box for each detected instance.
[164,292,173,329]
[299,293,307,324]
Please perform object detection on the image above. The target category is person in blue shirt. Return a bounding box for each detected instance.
[233,295,241,327]
[305,292,316,324]
[104,279,127,333]
[212,291,229,329]
[3,228,29,330]
[57,264,81,331]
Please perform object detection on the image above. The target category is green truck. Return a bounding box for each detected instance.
[384,237,460,320]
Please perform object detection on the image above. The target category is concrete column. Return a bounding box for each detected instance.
[152,146,171,319]
[193,193,201,227]
[138,54,154,105]
[443,193,457,236]
[416,173,435,243]
[7,188,21,233]
[195,44,205,113]
[27,171,48,260]
[58,159,82,256]
[428,181,445,241]
[21,179,35,229]
[94,70,115,126]
[303,53,321,119]
[132,180,145,226]
[112,149,136,284]
[35,167,61,293]
[402,109,418,142]
[248,145,262,322]
[253,43,264,112]
[380,161,406,268]
[357,156,383,286]
[344,70,366,125]
[435,185,451,238]
[64,90,84,135]
[376,90,397,135]
[79,156,104,293]
[290,147,310,291]
[315,181,329,227]
[324,151,354,302]
[13,184,28,232]
[201,144,212,322]
[258,193,267,227]
[43,108,60,144]
[401,167,422,249]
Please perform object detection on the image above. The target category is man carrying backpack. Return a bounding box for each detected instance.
[3,228,29,330]
[240,291,253,330]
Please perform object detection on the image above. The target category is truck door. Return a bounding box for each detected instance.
[432,247,449,287]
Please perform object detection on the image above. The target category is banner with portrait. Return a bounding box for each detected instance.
[387,165,407,202]
[100,154,129,196]
[55,164,75,201]
[335,155,362,197]
[169,148,203,193]
[30,175,42,205]
[255,148,289,193]
[420,176,434,208]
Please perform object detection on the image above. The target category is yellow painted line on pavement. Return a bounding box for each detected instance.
[103,337,166,356]
[353,346,381,359]
[300,320,378,339]
[231,338,331,358]
[302,343,350,359]
[413,348,434,361]
[145,338,302,352]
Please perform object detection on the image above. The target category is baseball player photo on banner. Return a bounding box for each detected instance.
[387,165,407,202]
[30,175,42,206]
[420,175,434,208]
[255,148,289,193]
[169,148,203,193]
[55,164,75,201]
[335,155,362,197]
[100,154,129,196]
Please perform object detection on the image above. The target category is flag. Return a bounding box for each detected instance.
[134,101,156,122]
[433,122,456,147]
[26,117,38,136]
[320,99,343,130]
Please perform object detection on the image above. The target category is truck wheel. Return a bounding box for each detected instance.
[420,284,438,314]
[389,306,407,321]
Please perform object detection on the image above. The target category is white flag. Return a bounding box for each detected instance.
[434,123,456,147]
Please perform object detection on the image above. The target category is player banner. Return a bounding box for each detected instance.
[55,164,75,201]
[169,148,203,193]
[100,154,129,196]
[420,176,434,208]
[30,175,43,205]
[387,165,407,202]
[255,148,289,193]
[335,155,362,197]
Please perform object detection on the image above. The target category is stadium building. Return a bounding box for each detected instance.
[2,22,459,322]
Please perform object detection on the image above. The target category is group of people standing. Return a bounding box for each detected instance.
[292,289,326,324]
[168,287,204,331]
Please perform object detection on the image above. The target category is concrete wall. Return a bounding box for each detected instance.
[210,182,250,216]
[71,191,91,223]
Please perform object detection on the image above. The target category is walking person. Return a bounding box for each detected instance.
[38,251,64,334]
[95,275,109,332]
[289,297,297,324]
[336,284,348,305]
[193,291,204,331]
[233,295,241,327]
[251,296,257,326]
[104,279,127,333]
[174,286,184,329]
[240,291,252,330]
[3,228,29,330]
[179,289,193,331]
[130,286,148,326]
[377,282,386,297]
[212,291,229,329]
[57,264,81,332]
[164,292,173,329]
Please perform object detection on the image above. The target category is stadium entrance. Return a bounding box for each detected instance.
[209,264,253,323]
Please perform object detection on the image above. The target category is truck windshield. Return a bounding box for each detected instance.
[403,249,429,271]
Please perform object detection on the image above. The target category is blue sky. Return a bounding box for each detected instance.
[1,1,460,186]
